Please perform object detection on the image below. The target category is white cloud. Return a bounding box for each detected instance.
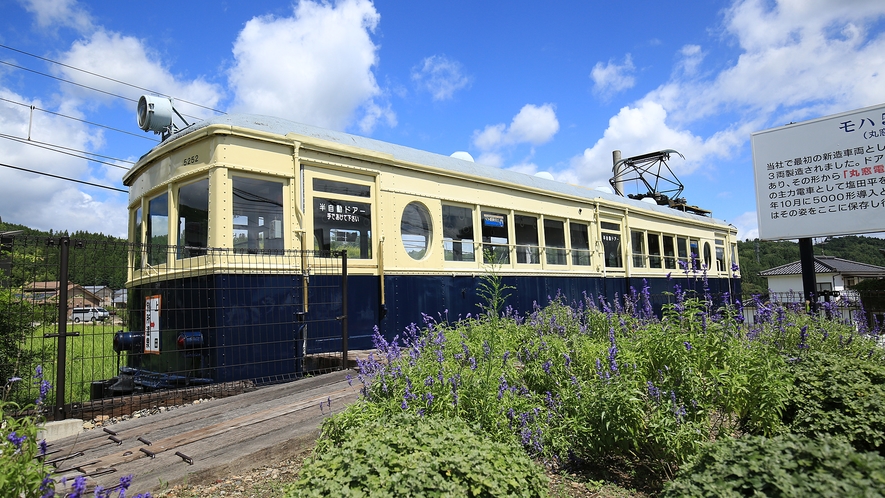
[19,0,93,33]
[472,104,559,169]
[411,55,470,101]
[564,0,885,198]
[58,31,224,119]
[0,90,128,236]
[473,103,559,150]
[227,0,392,132]
[567,102,708,189]
[590,54,636,98]
[731,211,760,241]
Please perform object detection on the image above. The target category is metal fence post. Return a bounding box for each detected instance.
[341,250,348,370]
[53,237,70,420]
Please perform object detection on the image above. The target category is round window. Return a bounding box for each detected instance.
[401,202,433,260]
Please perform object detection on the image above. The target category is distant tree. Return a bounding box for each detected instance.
[738,235,885,296]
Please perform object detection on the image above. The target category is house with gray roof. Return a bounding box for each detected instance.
[759,256,885,295]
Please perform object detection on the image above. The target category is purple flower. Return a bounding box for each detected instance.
[647,381,661,402]
[542,360,552,375]
[7,431,26,450]
[684,341,692,351]
[39,475,55,498]
[70,475,87,498]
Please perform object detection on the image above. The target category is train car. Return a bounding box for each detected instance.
[121,106,740,383]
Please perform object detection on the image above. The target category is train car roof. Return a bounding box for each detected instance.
[132,113,732,228]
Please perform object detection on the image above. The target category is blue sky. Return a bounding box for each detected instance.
[2,0,884,240]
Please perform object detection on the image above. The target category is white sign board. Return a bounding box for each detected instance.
[145,295,161,354]
[751,103,885,240]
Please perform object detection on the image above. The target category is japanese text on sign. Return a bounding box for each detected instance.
[752,103,885,240]
[145,295,161,354]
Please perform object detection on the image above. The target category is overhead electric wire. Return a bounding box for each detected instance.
[0,161,127,193]
[0,133,134,170]
[0,96,159,142]
[0,43,226,115]
[0,59,203,122]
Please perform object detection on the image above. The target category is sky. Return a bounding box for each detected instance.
[1,0,884,241]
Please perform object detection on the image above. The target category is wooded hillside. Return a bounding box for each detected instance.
[737,235,885,295]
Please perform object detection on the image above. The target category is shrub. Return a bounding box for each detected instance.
[781,351,885,455]
[289,412,548,497]
[662,433,885,497]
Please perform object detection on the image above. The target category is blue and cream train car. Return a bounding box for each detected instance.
[122,113,740,378]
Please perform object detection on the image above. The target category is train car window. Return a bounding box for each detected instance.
[715,239,725,272]
[648,233,662,269]
[177,179,209,259]
[314,198,372,258]
[515,215,539,264]
[601,221,620,231]
[481,211,510,264]
[443,205,475,262]
[401,202,432,260]
[631,230,646,268]
[703,242,712,270]
[690,239,700,267]
[146,193,168,266]
[132,207,143,269]
[601,226,623,268]
[233,177,285,253]
[569,222,591,266]
[544,219,566,265]
[731,243,738,273]
[677,237,688,266]
[312,178,371,198]
[662,235,676,270]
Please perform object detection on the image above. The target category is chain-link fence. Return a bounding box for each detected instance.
[1,234,347,421]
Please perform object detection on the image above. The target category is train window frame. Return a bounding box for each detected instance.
[515,214,540,265]
[631,230,646,268]
[715,239,725,272]
[132,205,143,269]
[146,192,169,267]
[600,222,623,269]
[690,238,700,269]
[442,204,475,262]
[569,222,591,266]
[176,177,209,259]
[647,232,663,269]
[312,178,371,198]
[662,235,676,270]
[677,237,689,268]
[232,175,286,254]
[731,243,738,274]
[401,201,433,260]
[307,169,375,260]
[544,218,567,266]
[481,210,510,264]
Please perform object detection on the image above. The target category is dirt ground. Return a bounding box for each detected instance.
[151,447,652,498]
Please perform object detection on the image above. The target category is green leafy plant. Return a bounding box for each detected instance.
[289,412,548,497]
[781,350,885,455]
[662,433,885,497]
[476,249,514,320]
[0,367,53,498]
